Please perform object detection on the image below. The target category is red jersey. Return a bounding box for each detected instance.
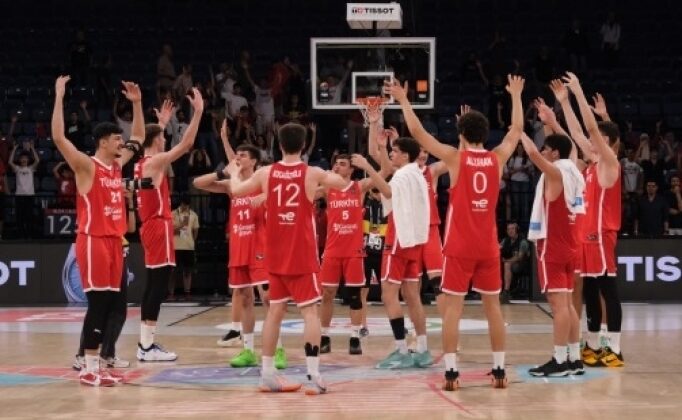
[581,163,621,242]
[324,181,365,258]
[443,149,500,259]
[228,193,266,267]
[536,190,579,263]
[76,157,126,237]
[266,161,319,274]
[422,166,441,225]
[134,156,172,223]
[384,213,421,260]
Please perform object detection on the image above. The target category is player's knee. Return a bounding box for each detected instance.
[429,276,443,296]
[322,287,337,301]
[238,288,254,306]
[348,287,362,310]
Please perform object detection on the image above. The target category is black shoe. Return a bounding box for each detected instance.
[320,335,331,354]
[488,367,508,388]
[529,357,569,377]
[349,337,362,355]
[442,369,460,391]
[568,359,585,375]
[216,329,241,347]
[499,290,511,304]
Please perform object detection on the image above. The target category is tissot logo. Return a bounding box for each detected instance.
[619,256,681,282]
[351,7,395,14]
[0,261,36,286]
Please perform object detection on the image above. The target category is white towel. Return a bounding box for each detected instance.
[382,162,430,248]
[528,159,586,242]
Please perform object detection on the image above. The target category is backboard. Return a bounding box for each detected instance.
[310,37,436,110]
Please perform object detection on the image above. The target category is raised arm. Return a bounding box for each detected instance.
[29,144,40,169]
[493,75,525,163]
[51,76,93,173]
[386,79,458,164]
[192,166,231,194]
[549,79,595,162]
[153,88,204,167]
[117,81,145,166]
[305,123,317,157]
[220,118,236,162]
[519,132,561,184]
[590,93,611,122]
[228,161,266,197]
[154,99,174,132]
[351,154,391,198]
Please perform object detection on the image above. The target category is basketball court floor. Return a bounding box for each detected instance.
[0,302,680,419]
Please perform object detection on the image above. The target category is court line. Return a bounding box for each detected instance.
[535,304,553,319]
[166,306,217,327]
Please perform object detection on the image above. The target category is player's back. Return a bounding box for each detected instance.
[266,161,319,274]
[324,181,364,258]
[537,189,578,262]
[581,163,621,240]
[76,157,127,237]
[443,149,500,260]
[134,156,172,223]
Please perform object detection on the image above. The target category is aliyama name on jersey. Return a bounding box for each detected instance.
[465,156,494,167]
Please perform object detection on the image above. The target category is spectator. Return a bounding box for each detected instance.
[188,148,212,207]
[488,74,510,129]
[283,93,307,122]
[244,66,275,136]
[0,157,7,239]
[215,63,236,102]
[600,12,621,68]
[0,126,13,167]
[640,150,673,189]
[621,148,643,234]
[170,195,200,300]
[635,180,668,236]
[53,162,76,208]
[9,143,39,238]
[301,123,317,164]
[157,44,176,101]
[70,29,91,85]
[666,175,682,235]
[234,105,256,144]
[234,50,254,99]
[460,51,488,85]
[268,56,292,113]
[173,64,193,101]
[66,101,92,152]
[252,134,273,163]
[499,222,530,303]
[225,83,248,120]
[564,19,589,71]
[506,144,534,222]
[112,94,132,142]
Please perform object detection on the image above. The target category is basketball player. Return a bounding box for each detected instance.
[561,73,623,367]
[519,132,585,376]
[386,74,525,390]
[134,88,204,361]
[228,123,347,394]
[350,139,432,370]
[52,76,144,386]
[318,154,376,356]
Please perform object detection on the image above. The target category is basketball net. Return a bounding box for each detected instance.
[357,96,389,128]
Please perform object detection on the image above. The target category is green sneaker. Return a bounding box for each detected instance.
[376,350,415,369]
[274,347,288,370]
[230,349,258,368]
[412,350,434,368]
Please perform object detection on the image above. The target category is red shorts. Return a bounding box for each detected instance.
[140,218,175,268]
[381,252,420,285]
[269,273,321,307]
[319,256,365,287]
[76,234,123,292]
[537,257,575,293]
[228,265,269,288]
[579,230,617,277]
[441,255,501,295]
[421,225,444,274]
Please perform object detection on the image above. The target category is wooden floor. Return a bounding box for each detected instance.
[0,302,680,419]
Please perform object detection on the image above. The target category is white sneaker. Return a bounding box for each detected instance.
[104,356,130,368]
[137,343,178,362]
[72,355,86,371]
[304,374,328,395]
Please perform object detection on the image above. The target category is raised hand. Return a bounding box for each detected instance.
[376,129,389,149]
[220,119,230,142]
[534,98,557,126]
[226,158,240,177]
[549,79,569,103]
[561,72,582,93]
[385,126,399,143]
[455,104,472,122]
[384,79,408,103]
[505,74,525,96]
[590,93,609,119]
[154,99,174,127]
[366,107,382,124]
[79,100,88,110]
[55,75,71,98]
[121,81,142,103]
[308,122,317,133]
[350,154,371,171]
[187,88,204,113]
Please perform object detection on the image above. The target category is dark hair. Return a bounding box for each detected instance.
[456,110,489,145]
[143,123,163,148]
[393,137,420,162]
[334,153,351,164]
[236,144,261,164]
[278,123,307,154]
[544,134,573,159]
[92,122,123,148]
[598,121,620,146]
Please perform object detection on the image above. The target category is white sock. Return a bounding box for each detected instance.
[416,335,428,353]
[396,339,408,354]
[444,353,457,372]
[140,324,155,349]
[554,345,568,363]
[262,356,275,377]
[321,327,329,336]
[350,325,360,339]
[493,352,505,370]
[232,322,241,332]
[85,355,100,373]
[608,332,621,354]
[243,333,254,351]
[306,356,320,377]
[600,323,607,333]
[586,332,600,349]
[568,342,581,362]
[276,336,283,348]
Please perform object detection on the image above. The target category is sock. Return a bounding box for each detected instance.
[600,323,607,333]
[586,331,600,349]
[85,354,100,373]
[243,333,254,351]
[416,335,428,353]
[306,356,320,377]
[262,356,275,376]
[568,342,581,362]
[599,324,609,347]
[350,325,360,339]
[444,353,457,372]
[321,327,329,336]
[232,322,241,332]
[396,339,408,354]
[608,332,621,354]
[554,345,568,363]
[140,323,155,349]
[276,336,283,348]
[493,352,505,370]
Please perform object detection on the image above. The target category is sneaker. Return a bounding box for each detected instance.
[104,356,130,369]
[230,349,258,368]
[349,337,362,355]
[217,330,242,347]
[376,350,415,369]
[412,350,434,368]
[320,335,331,354]
[100,368,124,384]
[568,359,585,375]
[137,343,178,362]
[488,367,508,388]
[79,370,118,387]
[274,347,288,370]
[359,327,369,337]
[259,374,302,392]
[529,358,569,377]
[596,347,624,367]
[72,355,85,371]
[442,369,460,391]
[304,374,328,395]
[581,344,603,365]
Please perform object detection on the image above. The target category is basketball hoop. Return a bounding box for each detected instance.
[357,96,389,127]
